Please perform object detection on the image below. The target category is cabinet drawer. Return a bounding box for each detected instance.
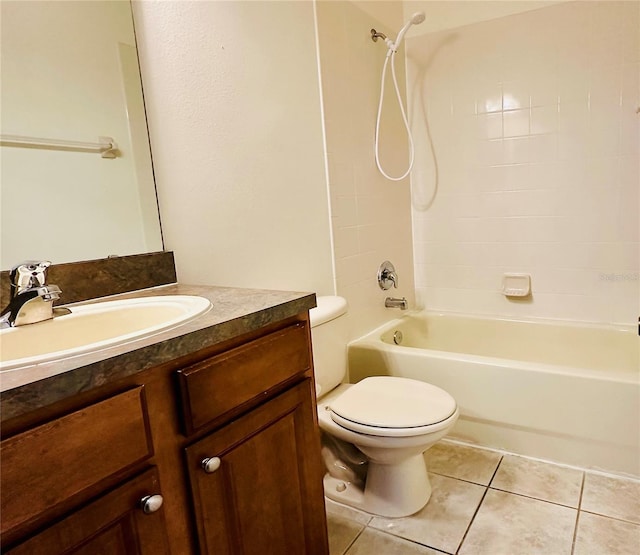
[177,323,311,434]
[0,387,153,537]
[7,467,169,555]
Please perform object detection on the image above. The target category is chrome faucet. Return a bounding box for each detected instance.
[0,261,64,327]
[385,297,408,310]
[378,261,399,290]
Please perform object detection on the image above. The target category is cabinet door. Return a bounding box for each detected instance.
[6,468,169,555]
[185,379,328,555]
[1,387,153,543]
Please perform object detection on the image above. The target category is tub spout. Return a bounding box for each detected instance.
[385,297,407,310]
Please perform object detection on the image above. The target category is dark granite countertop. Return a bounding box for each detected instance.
[0,284,316,423]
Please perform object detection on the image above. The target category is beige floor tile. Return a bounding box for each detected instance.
[425,441,502,485]
[459,489,576,555]
[345,528,442,555]
[573,511,640,555]
[325,498,372,526]
[327,513,364,555]
[369,473,486,554]
[491,454,583,507]
[581,473,640,524]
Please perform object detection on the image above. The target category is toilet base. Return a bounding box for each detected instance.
[323,453,431,518]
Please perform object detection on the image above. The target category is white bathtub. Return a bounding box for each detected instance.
[348,312,640,477]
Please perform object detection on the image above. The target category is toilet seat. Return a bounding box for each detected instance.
[328,377,457,438]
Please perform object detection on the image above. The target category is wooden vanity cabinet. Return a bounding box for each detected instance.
[6,468,169,555]
[184,380,326,555]
[177,321,329,555]
[0,386,168,552]
[1,313,329,554]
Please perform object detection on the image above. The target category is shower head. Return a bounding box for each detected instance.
[409,12,426,25]
[392,11,426,51]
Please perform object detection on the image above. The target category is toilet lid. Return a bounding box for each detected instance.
[329,377,456,430]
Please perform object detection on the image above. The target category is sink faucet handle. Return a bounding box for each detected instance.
[10,260,52,295]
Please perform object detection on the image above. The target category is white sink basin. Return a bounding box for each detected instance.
[0,295,212,371]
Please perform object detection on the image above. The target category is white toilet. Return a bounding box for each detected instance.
[310,296,459,518]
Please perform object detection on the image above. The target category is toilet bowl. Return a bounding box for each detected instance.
[311,297,459,518]
[317,378,458,517]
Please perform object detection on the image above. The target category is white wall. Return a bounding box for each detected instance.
[316,0,416,339]
[0,1,161,267]
[403,0,562,35]
[133,0,334,295]
[408,1,639,324]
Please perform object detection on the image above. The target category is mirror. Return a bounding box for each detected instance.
[0,0,163,269]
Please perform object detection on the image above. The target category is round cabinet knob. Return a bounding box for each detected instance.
[139,494,164,514]
[201,456,221,474]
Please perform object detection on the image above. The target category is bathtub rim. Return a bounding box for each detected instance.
[348,310,639,385]
[360,309,636,335]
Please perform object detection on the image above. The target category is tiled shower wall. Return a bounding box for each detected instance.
[316,1,416,339]
[408,1,639,324]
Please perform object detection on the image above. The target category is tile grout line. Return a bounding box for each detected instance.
[429,470,498,488]
[486,454,504,489]
[578,509,640,527]
[342,523,367,555]
[487,485,582,510]
[570,472,586,555]
[440,438,640,484]
[454,486,490,555]
[365,528,454,555]
[454,455,504,555]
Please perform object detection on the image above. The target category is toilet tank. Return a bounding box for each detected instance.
[310,296,348,399]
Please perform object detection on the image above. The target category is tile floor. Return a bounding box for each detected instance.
[326,440,640,555]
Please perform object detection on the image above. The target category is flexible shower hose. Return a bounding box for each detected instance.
[374,48,414,181]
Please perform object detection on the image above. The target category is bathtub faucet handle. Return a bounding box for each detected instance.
[378,261,398,290]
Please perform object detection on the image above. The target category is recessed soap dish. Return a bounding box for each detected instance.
[502,273,531,298]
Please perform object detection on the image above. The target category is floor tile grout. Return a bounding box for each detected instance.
[578,508,640,526]
[441,438,640,484]
[453,485,489,555]
[341,524,366,555]
[456,454,504,554]
[570,473,586,555]
[369,528,454,555]
[486,453,503,488]
[453,455,503,555]
[487,485,581,509]
[428,470,495,488]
